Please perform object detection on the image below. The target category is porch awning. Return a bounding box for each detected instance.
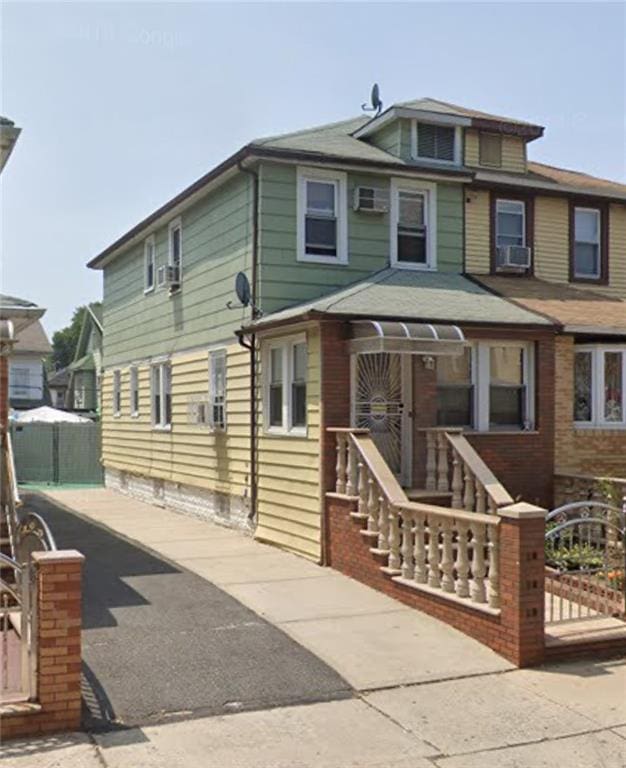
[349,320,467,355]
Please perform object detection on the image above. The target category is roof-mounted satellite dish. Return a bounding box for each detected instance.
[235,271,251,307]
[362,83,383,116]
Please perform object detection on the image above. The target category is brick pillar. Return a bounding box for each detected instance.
[33,549,84,733]
[498,503,545,667]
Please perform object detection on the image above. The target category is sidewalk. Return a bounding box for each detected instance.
[4,487,625,768]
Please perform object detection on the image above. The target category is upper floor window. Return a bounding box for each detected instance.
[151,361,171,430]
[113,369,121,416]
[479,132,502,167]
[390,179,437,270]
[571,206,605,282]
[264,335,307,435]
[574,346,625,428]
[495,199,525,248]
[144,236,155,293]
[168,218,182,288]
[412,122,460,165]
[297,168,347,264]
[494,197,533,272]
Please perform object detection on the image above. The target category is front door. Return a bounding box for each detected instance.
[352,352,412,484]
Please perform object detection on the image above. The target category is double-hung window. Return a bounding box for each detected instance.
[436,348,473,427]
[488,346,527,429]
[144,236,155,293]
[572,207,602,280]
[297,168,347,263]
[168,218,182,287]
[495,199,525,249]
[209,349,227,431]
[265,336,307,435]
[151,361,172,429]
[390,179,437,269]
[129,366,139,417]
[574,346,625,427]
[112,370,121,416]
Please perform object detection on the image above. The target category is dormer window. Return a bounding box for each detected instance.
[411,121,460,165]
[479,132,502,167]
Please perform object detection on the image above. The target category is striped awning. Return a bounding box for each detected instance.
[350,320,466,355]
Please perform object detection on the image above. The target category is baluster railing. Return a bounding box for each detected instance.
[335,433,347,495]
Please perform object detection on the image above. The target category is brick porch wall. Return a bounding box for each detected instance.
[1,550,84,740]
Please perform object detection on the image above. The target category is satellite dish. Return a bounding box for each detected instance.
[235,271,251,307]
[362,83,383,116]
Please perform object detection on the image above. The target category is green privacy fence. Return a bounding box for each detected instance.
[10,422,104,485]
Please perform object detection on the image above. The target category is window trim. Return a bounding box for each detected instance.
[390,178,437,271]
[143,235,156,294]
[296,167,348,265]
[410,120,462,166]
[168,217,183,290]
[569,202,608,285]
[262,333,308,437]
[151,360,172,431]
[574,345,626,429]
[490,192,534,274]
[129,365,139,418]
[208,348,227,432]
[112,369,121,418]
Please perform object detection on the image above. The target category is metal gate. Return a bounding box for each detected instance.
[353,353,407,479]
[545,501,625,624]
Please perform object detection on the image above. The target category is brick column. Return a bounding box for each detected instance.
[34,549,84,732]
[498,502,546,667]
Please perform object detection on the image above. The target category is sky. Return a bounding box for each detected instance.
[1,1,625,336]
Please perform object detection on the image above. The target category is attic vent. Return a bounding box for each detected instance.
[416,123,456,162]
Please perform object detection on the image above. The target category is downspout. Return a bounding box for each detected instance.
[237,160,259,524]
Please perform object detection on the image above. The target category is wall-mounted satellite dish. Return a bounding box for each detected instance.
[362,83,383,116]
[235,271,251,307]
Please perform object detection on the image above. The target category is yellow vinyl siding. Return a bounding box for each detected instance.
[101,342,250,498]
[608,203,626,298]
[464,129,527,173]
[464,189,491,273]
[533,197,569,283]
[255,326,322,560]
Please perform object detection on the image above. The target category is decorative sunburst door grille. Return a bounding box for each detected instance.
[354,353,403,476]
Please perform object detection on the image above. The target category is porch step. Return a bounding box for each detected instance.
[405,489,453,503]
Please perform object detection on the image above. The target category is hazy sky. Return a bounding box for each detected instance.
[1,1,625,335]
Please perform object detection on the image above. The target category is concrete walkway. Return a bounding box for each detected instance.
[4,488,625,768]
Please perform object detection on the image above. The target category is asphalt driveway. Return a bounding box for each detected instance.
[26,494,351,731]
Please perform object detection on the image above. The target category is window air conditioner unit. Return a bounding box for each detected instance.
[157,264,180,288]
[496,245,532,270]
[353,186,389,213]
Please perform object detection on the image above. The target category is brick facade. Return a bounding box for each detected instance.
[555,335,626,478]
[1,550,84,740]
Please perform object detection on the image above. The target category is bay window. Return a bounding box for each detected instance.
[297,168,347,263]
[575,346,626,427]
[264,336,308,435]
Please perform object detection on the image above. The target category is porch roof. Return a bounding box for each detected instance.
[245,269,554,332]
[471,276,626,337]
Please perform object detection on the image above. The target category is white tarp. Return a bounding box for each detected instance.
[13,406,91,424]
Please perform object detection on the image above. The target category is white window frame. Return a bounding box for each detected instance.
[296,167,348,265]
[129,365,139,418]
[262,333,307,437]
[151,360,172,431]
[573,207,601,280]
[495,199,526,249]
[144,235,156,294]
[168,217,183,287]
[410,120,462,166]
[574,345,626,429]
[209,348,227,432]
[112,369,121,417]
[390,178,437,271]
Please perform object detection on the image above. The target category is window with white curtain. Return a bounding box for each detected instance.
[574,346,625,427]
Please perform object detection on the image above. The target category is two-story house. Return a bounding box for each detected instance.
[9,318,51,410]
[89,97,626,561]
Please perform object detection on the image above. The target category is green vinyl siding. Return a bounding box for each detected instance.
[103,173,253,367]
[368,121,401,156]
[258,162,463,314]
[399,119,412,160]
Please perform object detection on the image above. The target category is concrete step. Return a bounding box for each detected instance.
[405,489,453,504]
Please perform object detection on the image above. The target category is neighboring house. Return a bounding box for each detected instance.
[89,96,626,561]
[0,116,21,174]
[47,367,70,409]
[9,319,51,410]
[66,303,103,412]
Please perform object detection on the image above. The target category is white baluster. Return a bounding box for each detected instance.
[367,476,379,534]
[413,510,427,583]
[437,434,450,492]
[440,518,455,593]
[470,521,487,603]
[388,505,401,571]
[401,510,415,579]
[378,496,389,551]
[346,438,358,496]
[451,449,463,508]
[463,464,475,512]
[487,524,500,609]
[488,497,498,516]
[358,461,368,517]
[475,481,486,514]
[427,516,441,588]
[455,519,470,598]
[335,433,347,494]
[425,431,437,491]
